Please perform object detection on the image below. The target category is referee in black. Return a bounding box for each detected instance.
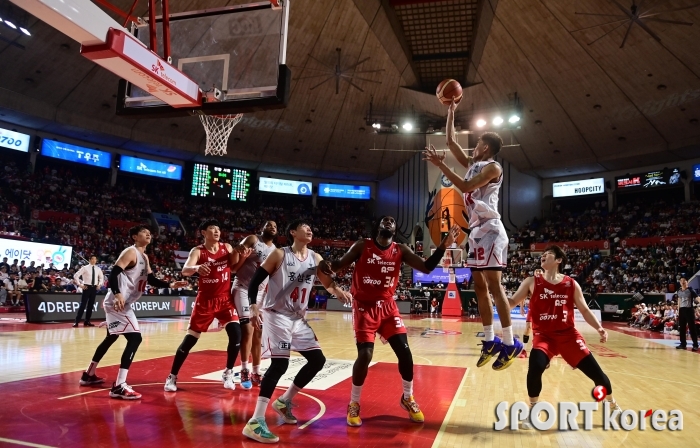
[73,256,104,327]
[676,277,699,351]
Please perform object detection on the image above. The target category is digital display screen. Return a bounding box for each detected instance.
[0,127,30,152]
[191,163,251,201]
[552,178,605,198]
[413,267,472,284]
[616,168,681,189]
[693,164,700,182]
[318,183,371,200]
[40,139,111,168]
[259,177,312,196]
[120,155,182,180]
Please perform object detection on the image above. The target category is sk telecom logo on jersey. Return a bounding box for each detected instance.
[494,387,683,431]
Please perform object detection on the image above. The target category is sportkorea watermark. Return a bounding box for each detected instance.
[494,387,683,431]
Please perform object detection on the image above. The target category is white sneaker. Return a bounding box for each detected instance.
[164,374,177,392]
[223,369,236,390]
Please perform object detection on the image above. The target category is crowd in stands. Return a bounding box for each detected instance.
[628,300,700,334]
[4,151,700,307]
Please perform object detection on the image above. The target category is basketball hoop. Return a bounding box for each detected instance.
[441,258,451,274]
[196,111,244,156]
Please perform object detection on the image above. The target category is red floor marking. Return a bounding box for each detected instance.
[0,350,466,447]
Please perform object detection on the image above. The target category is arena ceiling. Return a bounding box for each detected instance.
[0,0,699,181]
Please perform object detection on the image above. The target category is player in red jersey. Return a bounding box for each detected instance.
[164,219,247,392]
[508,245,619,427]
[321,216,459,426]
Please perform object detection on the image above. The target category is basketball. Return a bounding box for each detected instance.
[436,79,463,106]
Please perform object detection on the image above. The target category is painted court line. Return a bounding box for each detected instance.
[0,437,56,448]
[431,368,469,448]
[57,382,326,430]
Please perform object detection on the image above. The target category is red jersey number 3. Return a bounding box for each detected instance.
[351,239,403,303]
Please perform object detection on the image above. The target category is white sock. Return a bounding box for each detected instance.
[402,379,413,400]
[253,397,270,419]
[116,368,128,386]
[350,384,363,403]
[252,365,261,374]
[86,361,98,376]
[241,361,249,371]
[502,326,514,346]
[280,383,301,402]
[484,325,495,342]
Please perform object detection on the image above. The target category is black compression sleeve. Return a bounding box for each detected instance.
[248,267,270,305]
[109,266,124,294]
[148,273,170,288]
[424,247,446,271]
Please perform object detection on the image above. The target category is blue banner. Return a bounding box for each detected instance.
[413,267,472,284]
[318,183,370,200]
[41,139,111,168]
[120,155,182,180]
[259,177,312,196]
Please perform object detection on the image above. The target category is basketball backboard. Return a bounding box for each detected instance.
[434,248,464,273]
[116,1,291,118]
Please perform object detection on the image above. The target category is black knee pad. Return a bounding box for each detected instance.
[302,349,326,372]
[225,322,241,343]
[526,349,549,397]
[356,342,375,364]
[260,357,290,399]
[388,334,413,381]
[576,354,613,395]
[239,317,250,326]
[123,332,142,346]
[178,334,199,354]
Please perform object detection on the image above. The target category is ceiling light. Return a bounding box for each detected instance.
[20,27,30,36]
[4,20,17,29]
[476,119,486,128]
[493,116,503,126]
[508,115,520,123]
[372,123,381,130]
[402,122,413,131]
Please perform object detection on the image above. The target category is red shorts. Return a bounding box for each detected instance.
[353,299,407,344]
[188,294,239,333]
[533,327,590,368]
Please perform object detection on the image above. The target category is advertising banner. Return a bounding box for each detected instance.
[552,178,605,198]
[0,238,72,267]
[413,267,472,284]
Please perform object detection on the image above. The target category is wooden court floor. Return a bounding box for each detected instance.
[0,311,696,447]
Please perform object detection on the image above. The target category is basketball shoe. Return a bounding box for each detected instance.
[272,398,297,424]
[109,383,142,400]
[164,374,177,392]
[79,372,105,386]
[243,417,279,444]
[251,372,263,386]
[477,336,503,367]
[222,369,236,390]
[492,339,524,371]
[400,395,425,423]
[347,401,362,427]
[240,368,253,390]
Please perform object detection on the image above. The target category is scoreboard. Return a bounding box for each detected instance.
[191,163,251,201]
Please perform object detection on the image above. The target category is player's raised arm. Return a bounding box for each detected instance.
[400,225,459,274]
[572,279,607,343]
[446,99,472,169]
[424,146,501,195]
[181,247,208,277]
[319,239,365,275]
[508,277,534,310]
[314,253,352,304]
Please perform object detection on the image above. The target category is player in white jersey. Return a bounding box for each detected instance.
[231,220,278,389]
[423,99,523,371]
[78,226,187,399]
[242,219,352,444]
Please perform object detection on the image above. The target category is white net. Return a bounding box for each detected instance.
[197,112,244,156]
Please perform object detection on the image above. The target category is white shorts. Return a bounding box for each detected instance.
[260,310,320,358]
[466,220,508,269]
[231,283,265,319]
[104,305,140,334]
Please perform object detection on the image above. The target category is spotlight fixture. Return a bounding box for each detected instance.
[508,115,520,123]
[372,123,381,130]
[402,122,413,131]
[493,116,504,126]
[4,20,17,29]
[19,27,30,36]
[476,119,487,128]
